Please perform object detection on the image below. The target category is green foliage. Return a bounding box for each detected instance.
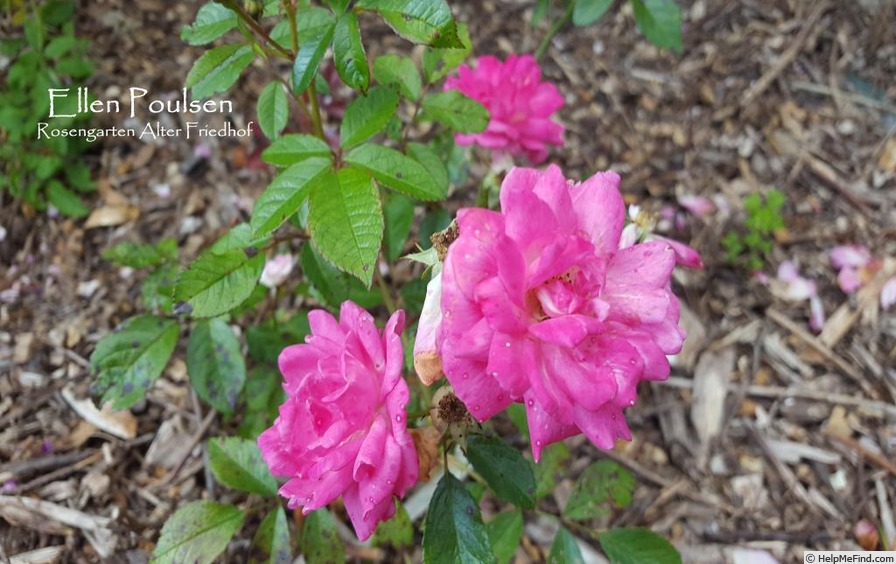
[373,54,422,100]
[423,472,494,564]
[534,442,571,499]
[257,81,290,139]
[302,510,345,564]
[371,501,414,548]
[308,168,384,285]
[237,366,286,439]
[173,227,266,318]
[383,193,416,262]
[90,316,179,409]
[599,528,682,564]
[102,239,177,269]
[548,527,585,564]
[631,0,683,54]
[186,318,247,414]
[573,0,614,26]
[208,437,278,496]
[339,86,400,148]
[333,13,370,92]
[185,43,254,99]
[292,9,336,94]
[422,23,472,83]
[465,434,537,509]
[299,244,384,309]
[421,91,489,133]
[564,460,635,520]
[250,157,331,237]
[151,501,244,564]
[0,0,95,215]
[486,510,523,564]
[181,3,239,45]
[252,507,292,564]
[722,189,786,271]
[261,134,333,167]
[358,0,464,48]
[345,144,447,201]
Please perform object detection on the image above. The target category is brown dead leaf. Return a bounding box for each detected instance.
[410,427,441,482]
[823,405,852,440]
[878,137,896,172]
[61,387,137,440]
[84,205,140,229]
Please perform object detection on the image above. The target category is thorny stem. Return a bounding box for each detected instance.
[534,1,574,61]
[234,2,292,59]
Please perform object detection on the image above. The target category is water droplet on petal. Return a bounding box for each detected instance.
[527,399,535,407]
[395,414,403,423]
[629,399,635,406]
[491,371,498,378]
[504,341,511,347]
[535,440,543,447]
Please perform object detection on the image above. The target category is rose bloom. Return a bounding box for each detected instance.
[436,166,696,460]
[258,302,418,540]
[445,54,564,164]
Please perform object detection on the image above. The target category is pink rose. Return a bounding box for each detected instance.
[437,165,693,460]
[445,54,564,164]
[258,302,418,540]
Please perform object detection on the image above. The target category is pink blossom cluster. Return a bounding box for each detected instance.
[258,303,418,540]
[445,55,564,165]
[422,165,699,460]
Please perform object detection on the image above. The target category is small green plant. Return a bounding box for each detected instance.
[722,188,786,271]
[0,0,95,216]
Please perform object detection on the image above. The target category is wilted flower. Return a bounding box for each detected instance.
[773,261,825,331]
[259,254,294,288]
[258,302,418,540]
[414,270,444,385]
[445,54,564,164]
[437,165,696,460]
[829,244,872,294]
[677,194,715,219]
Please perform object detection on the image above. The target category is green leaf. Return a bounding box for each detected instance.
[250,157,331,237]
[261,134,332,167]
[187,318,246,414]
[65,162,94,192]
[142,265,178,313]
[181,3,239,45]
[599,528,682,564]
[47,180,89,217]
[252,507,291,564]
[299,244,384,309]
[373,54,421,100]
[345,144,445,201]
[151,501,244,564]
[384,193,415,262]
[422,91,489,133]
[173,242,265,318]
[371,500,413,548]
[247,313,309,363]
[574,0,614,25]
[422,472,494,564]
[308,168,383,284]
[208,437,278,495]
[563,460,635,521]
[506,403,529,440]
[40,1,75,26]
[292,9,336,94]
[102,239,177,269]
[302,510,345,564]
[257,81,289,140]
[422,23,471,82]
[486,510,523,564]
[333,13,369,92]
[91,315,179,409]
[548,527,584,564]
[185,43,254,99]
[358,0,463,48]
[407,142,449,196]
[418,207,452,249]
[465,434,536,509]
[630,0,682,54]
[532,0,549,26]
[340,86,399,148]
[534,442,570,499]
